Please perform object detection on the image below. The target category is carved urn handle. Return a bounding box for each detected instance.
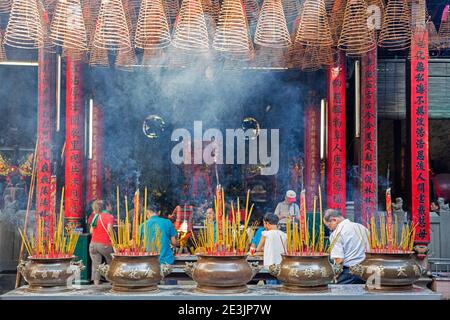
[184,262,197,278]
[349,264,365,277]
[70,260,86,272]
[250,262,262,278]
[97,263,110,278]
[160,264,173,278]
[332,263,345,278]
[17,260,30,276]
[268,264,281,277]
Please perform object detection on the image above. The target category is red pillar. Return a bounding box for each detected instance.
[359,48,378,226]
[409,29,430,245]
[304,92,321,211]
[326,51,346,215]
[86,103,104,203]
[64,58,85,231]
[36,48,56,233]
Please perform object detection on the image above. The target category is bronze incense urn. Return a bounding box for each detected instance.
[350,252,423,291]
[269,254,336,292]
[98,254,172,293]
[17,256,85,293]
[184,254,261,294]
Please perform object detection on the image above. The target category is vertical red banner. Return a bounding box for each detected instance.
[36,48,55,233]
[326,51,347,215]
[87,104,104,203]
[304,95,320,212]
[65,58,85,230]
[410,29,430,244]
[360,48,378,226]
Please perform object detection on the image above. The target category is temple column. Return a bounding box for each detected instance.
[359,48,378,226]
[326,51,347,215]
[64,58,85,231]
[407,9,430,252]
[36,48,56,233]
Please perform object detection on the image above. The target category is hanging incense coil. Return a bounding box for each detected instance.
[44,0,58,12]
[0,31,7,62]
[82,0,101,46]
[172,0,209,52]
[89,43,110,67]
[4,0,44,49]
[439,11,450,49]
[410,0,427,30]
[290,44,331,71]
[213,0,251,54]
[93,0,132,50]
[338,0,376,57]
[134,0,171,49]
[324,0,333,12]
[366,0,385,38]
[379,0,411,51]
[282,0,302,25]
[50,0,88,51]
[294,0,333,47]
[243,0,260,30]
[115,48,137,70]
[254,0,292,48]
[201,0,217,43]
[328,0,346,45]
[0,0,11,14]
[426,20,440,51]
[123,0,139,43]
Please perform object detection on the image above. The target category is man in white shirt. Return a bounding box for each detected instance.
[324,209,369,284]
[274,190,300,228]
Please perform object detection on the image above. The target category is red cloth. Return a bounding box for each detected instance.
[91,213,115,245]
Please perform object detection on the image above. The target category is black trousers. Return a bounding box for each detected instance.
[337,267,365,284]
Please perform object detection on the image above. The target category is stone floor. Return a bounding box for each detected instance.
[0,273,15,295]
[1,284,442,300]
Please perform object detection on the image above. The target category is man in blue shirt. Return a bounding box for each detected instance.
[250,217,265,253]
[141,208,178,265]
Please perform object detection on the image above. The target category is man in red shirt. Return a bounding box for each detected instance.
[89,200,115,285]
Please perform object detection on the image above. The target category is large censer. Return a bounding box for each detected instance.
[185,254,261,294]
[98,254,172,293]
[18,256,85,293]
[350,252,423,291]
[269,254,339,292]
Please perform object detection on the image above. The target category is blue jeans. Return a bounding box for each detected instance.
[266,279,281,285]
[337,267,365,284]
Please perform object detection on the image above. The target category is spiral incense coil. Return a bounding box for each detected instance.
[282,0,302,25]
[379,0,411,51]
[164,0,180,24]
[172,0,209,52]
[210,0,221,22]
[328,0,346,45]
[201,0,217,43]
[213,0,251,53]
[324,0,333,12]
[0,32,7,62]
[123,0,139,43]
[243,0,260,30]
[93,0,132,50]
[0,0,11,14]
[4,0,44,49]
[115,48,137,70]
[410,0,427,29]
[50,0,88,51]
[294,0,332,47]
[89,43,110,66]
[426,20,440,51]
[44,0,58,12]
[254,0,291,48]
[135,0,171,49]
[290,44,322,72]
[439,12,450,49]
[338,0,376,57]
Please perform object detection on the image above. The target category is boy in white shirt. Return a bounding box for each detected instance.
[256,214,287,267]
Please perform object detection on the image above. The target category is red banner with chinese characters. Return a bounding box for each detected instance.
[304,98,320,212]
[326,51,346,215]
[36,48,55,233]
[360,48,378,226]
[410,29,430,244]
[64,58,85,230]
[87,104,103,203]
